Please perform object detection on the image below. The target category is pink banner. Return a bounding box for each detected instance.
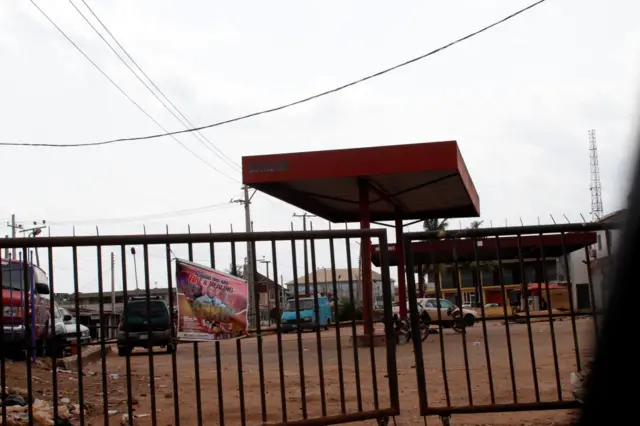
[175,259,248,341]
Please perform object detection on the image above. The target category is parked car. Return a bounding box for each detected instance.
[280,296,332,332]
[392,298,479,328]
[47,304,91,357]
[2,259,52,354]
[58,307,91,344]
[117,296,176,356]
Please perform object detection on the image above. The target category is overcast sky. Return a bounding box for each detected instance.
[1,0,638,294]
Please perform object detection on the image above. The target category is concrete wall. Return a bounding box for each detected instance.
[566,227,621,313]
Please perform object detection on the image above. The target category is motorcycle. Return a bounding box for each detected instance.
[448,307,468,333]
[392,311,430,344]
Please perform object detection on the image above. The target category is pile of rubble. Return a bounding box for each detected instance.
[1,387,82,426]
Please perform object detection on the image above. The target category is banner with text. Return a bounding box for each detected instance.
[175,259,248,341]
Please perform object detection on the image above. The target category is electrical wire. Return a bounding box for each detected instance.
[71,0,240,172]
[24,0,240,184]
[47,202,238,226]
[3,0,549,149]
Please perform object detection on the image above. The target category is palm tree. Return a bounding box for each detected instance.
[423,218,449,231]
[418,219,449,294]
[465,219,496,305]
[468,220,484,229]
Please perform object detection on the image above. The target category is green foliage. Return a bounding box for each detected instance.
[227,263,244,278]
[337,298,363,322]
[468,220,484,229]
[421,218,449,283]
[423,218,449,231]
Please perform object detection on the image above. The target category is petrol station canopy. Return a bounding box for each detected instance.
[242,141,480,222]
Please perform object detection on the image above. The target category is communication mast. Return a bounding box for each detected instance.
[589,129,604,221]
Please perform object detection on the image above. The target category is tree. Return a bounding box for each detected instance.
[227,263,244,278]
[468,220,484,229]
[420,218,449,294]
[423,218,449,231]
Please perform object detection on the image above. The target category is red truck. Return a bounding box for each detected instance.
[1,258,52,355]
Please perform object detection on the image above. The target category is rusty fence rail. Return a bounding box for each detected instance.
[403,222,618,423]
[0,229,398,426]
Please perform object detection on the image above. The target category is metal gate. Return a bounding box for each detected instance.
[0,228,398,426]
[403,222,616,423]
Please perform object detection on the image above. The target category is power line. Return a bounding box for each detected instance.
[47,202,237,226]
[24,0,240,183]
[71,0,240,172]
[4,0,549,149]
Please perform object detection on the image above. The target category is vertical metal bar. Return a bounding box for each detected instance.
[95,247,109,425]
[345,238,363,412]
[236,339,247,426]
[471,238,495,404]
[538,233,563,400]
[367,281,379,411]
[560,232,582,371]
[230,236,238,276]
[271,241,287,422]
[395,214,407,319]
[378,234,399,413]
[70,247,85,426]
[230,240,247,426]
[10,254,15,345]
[0,248,7,426]
[405,237,428,415]
[21,251,33,426]
[494,236,518,403]
[142,244,158,426]
[451,239,473,405]
[120,246,135,425]
[29,251,36,364]
[515,235,540,402]
[165,244,181,426]
[209,238,225,424]
[187,241,203,426]
[430,250,450,408]
[209,224,216,268]
[290,239,307,418]
[251,240,268,423]
[45,247,59,424]
[308,234,328,416]
[329,237,346,413]
[583,246,600,340]
[215,341,225,426]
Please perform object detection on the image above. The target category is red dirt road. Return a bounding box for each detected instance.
[5,318,593,425]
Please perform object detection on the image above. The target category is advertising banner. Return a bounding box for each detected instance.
[175,259,248,341]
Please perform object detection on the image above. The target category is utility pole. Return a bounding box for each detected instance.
[17,220,47,266]
[293,212,316,295]
[231,186,257,328]
[6,214,20,259]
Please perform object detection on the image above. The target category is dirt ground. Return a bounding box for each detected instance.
[3,317,594,425]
